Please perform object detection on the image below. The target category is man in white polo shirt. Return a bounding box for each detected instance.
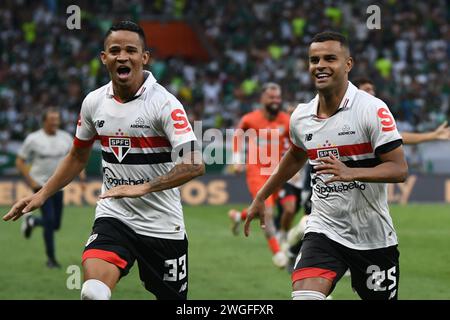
[4,21,205,300]
[16,108,86,269]
[244,31,408,300]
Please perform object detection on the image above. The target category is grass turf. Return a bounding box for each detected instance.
[0,204,449,300]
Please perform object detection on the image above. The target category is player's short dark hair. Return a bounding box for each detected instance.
[353,77,374,88]
[104,21,147,50]
[42,107,60,122]
[310,31,350,52]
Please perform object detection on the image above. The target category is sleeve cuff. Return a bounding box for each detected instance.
[374,139,403,156]
[73,136,96,148]
[290,139,305,152]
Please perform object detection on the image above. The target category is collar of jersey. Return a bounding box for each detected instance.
[106,70,157,100]
[312,81,358,118]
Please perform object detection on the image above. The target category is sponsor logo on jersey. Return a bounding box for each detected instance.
[377,107,396,132]
[103,167,150,189]
[130,117,151,129]
[109,137,131,162]
[338,124,356,136]
[171,109,192,135]
[305,133,313,141]
[317,147,339,159]
[313,176,366,198]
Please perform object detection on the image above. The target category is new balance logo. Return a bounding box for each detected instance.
[179,282,187,293]
[85,233,98,247]
[94,120,105,128]
[305,134,313,141]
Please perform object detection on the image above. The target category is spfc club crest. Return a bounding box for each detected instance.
[109,137,131,162]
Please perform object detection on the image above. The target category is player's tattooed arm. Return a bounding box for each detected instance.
[99,149,205,199]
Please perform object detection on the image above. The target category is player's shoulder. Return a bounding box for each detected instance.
[22,129,44,145]
[290,99,315,122]
[240,109,260,123]
[354,89,388,111]
[147,82,183,109]
[82,83,109,108]
[278,111,290,121]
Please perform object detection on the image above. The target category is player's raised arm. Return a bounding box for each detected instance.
[244,145,308,236]
[401,121,450,145]
[3,144,92,221]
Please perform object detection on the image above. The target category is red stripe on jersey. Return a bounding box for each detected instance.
[82,249,128,269]
[292,267,337,283]
[99,136,171,148]
[73,136,96,148]
[307,142,373,160]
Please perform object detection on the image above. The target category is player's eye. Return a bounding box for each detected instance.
[310,57,319,64]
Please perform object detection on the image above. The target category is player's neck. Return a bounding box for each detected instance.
[317,81,348,118]
[43,128,56,135]
[112,72,145,102]
[261,108,277,121]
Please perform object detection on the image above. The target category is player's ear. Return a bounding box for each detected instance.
[100,51,107,65]
[142,50,150,66]
[346,56,353,73]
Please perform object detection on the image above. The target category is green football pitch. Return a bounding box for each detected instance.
[0,204,449,300]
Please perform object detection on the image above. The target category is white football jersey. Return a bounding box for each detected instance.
[290,82,403,250]
[18,129,72,186]
[75,71,197,239]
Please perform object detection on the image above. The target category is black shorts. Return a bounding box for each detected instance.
[292,232,400,300]
[82,217,188,300]
[277,183,302,213]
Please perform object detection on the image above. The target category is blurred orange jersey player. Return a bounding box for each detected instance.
[229,82,290,268]
[234,104,290,204]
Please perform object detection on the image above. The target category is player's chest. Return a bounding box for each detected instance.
[300,116,367,158]
[252,121,288,137]
[92,108,158,138]
[33,136,69,157]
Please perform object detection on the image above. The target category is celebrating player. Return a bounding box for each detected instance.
[228,82,290,268]
[244,31,408,300]
[283,76,450,271]
[3,21,204,300]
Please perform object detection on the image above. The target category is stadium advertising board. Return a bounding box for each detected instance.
[0,174,449,206]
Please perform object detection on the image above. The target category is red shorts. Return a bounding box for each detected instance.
[246,175,277,207]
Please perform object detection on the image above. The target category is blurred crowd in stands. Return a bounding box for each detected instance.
[0,0,448,158]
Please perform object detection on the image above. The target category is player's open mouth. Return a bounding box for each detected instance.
[316,73,331,80]
[117,66,131,80]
